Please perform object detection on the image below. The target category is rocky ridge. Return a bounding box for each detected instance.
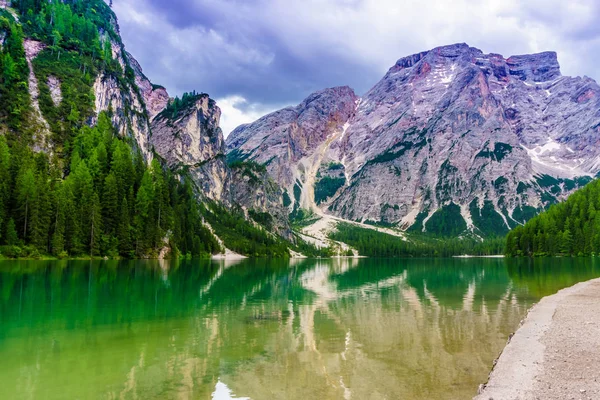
[227,86,358,214]
[227,43,600,236]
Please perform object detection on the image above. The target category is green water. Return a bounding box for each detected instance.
[1,257,599,400]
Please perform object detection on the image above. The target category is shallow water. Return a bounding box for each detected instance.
[0,257,599,399]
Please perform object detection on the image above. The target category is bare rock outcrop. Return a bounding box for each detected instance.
[151,94,291,237]
[23,38,51,151]
[126,51,169,121]
[92,44,154,159]
[46,75,61,106]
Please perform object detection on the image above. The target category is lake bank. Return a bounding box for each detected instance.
[475,277,600,400]
[453,254,504,258]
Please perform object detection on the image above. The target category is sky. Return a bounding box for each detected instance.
[111,0,600,136]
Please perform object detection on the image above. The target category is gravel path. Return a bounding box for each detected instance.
[475,278,600,400]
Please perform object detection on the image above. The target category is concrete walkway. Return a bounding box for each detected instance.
[475,278,600,400]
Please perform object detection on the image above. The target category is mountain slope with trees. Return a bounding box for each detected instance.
[0,0,306,259]
[506,178,600,257]
[330,223,505,257]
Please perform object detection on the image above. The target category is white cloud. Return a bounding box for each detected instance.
[216,96,280,138]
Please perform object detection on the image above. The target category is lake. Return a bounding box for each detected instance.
[1,257,599,399]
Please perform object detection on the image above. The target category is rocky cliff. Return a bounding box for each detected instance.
[227,86,358,212]
[151,93,229,201]
[91,36,156,159]
[150,93,291,237]
[227,43,600,237]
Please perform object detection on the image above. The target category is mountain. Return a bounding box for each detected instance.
[0,0,294,259]
[227,43,600,237]
[2,0,598,258]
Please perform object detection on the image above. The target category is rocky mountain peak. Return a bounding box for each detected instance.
[126,51,170,120]
[149,93,228,201]
[430,42,478,57]
[300,86,356,107]
[390,43,476,72]
[387,43,562,84]
[505,51,561,82]
[151,93,224,168]
[228,43,600,237]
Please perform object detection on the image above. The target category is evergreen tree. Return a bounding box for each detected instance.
[117,197,132,257]
[5,218,18,246]
[0,135,10,238]
[89,192,102,256]
[134,169,154,254]
[561,230,573,254]
[102,173,119,235]
[15,166,37,240]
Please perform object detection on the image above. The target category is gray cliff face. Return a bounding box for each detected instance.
[127,52,169,120]
[229,164,292,239]
[151,95,225,167]
[92,41,154,159]
[150,95,291,237]
[150,94,228,201]
[227,43,600,236]
[227,86,358,187]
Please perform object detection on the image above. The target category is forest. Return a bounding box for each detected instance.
[330,223,505,257]
[506,177,600,257]
[0,113,228,259]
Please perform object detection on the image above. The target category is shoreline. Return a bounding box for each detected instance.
[0,254,510,261]
[474,277,600,399]
[453,254,504,258]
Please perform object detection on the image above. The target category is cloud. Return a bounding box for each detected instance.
[217,96,281,137]
[111,0,600,134]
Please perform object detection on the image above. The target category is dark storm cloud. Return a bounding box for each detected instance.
[111,0,600,135]
[143,0,220,28]
[114,0,378,104]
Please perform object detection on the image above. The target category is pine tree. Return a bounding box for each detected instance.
[51,182,67,256]
[134,170,154,254]
[89,192,102,256]
[111,141,134,200]
[117,197,132,257]
[15,166,37,240]
[151,159,170,237]
[102,173,119,235]
[31,171,51,251]
[5,218,18,246]
[0,135,10,238]
[561,230,573,255]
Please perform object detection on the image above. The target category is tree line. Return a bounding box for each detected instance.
[0,113,226,259]
[506,177,600,257]
[330,223,505,257]
[15,0,116,54]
